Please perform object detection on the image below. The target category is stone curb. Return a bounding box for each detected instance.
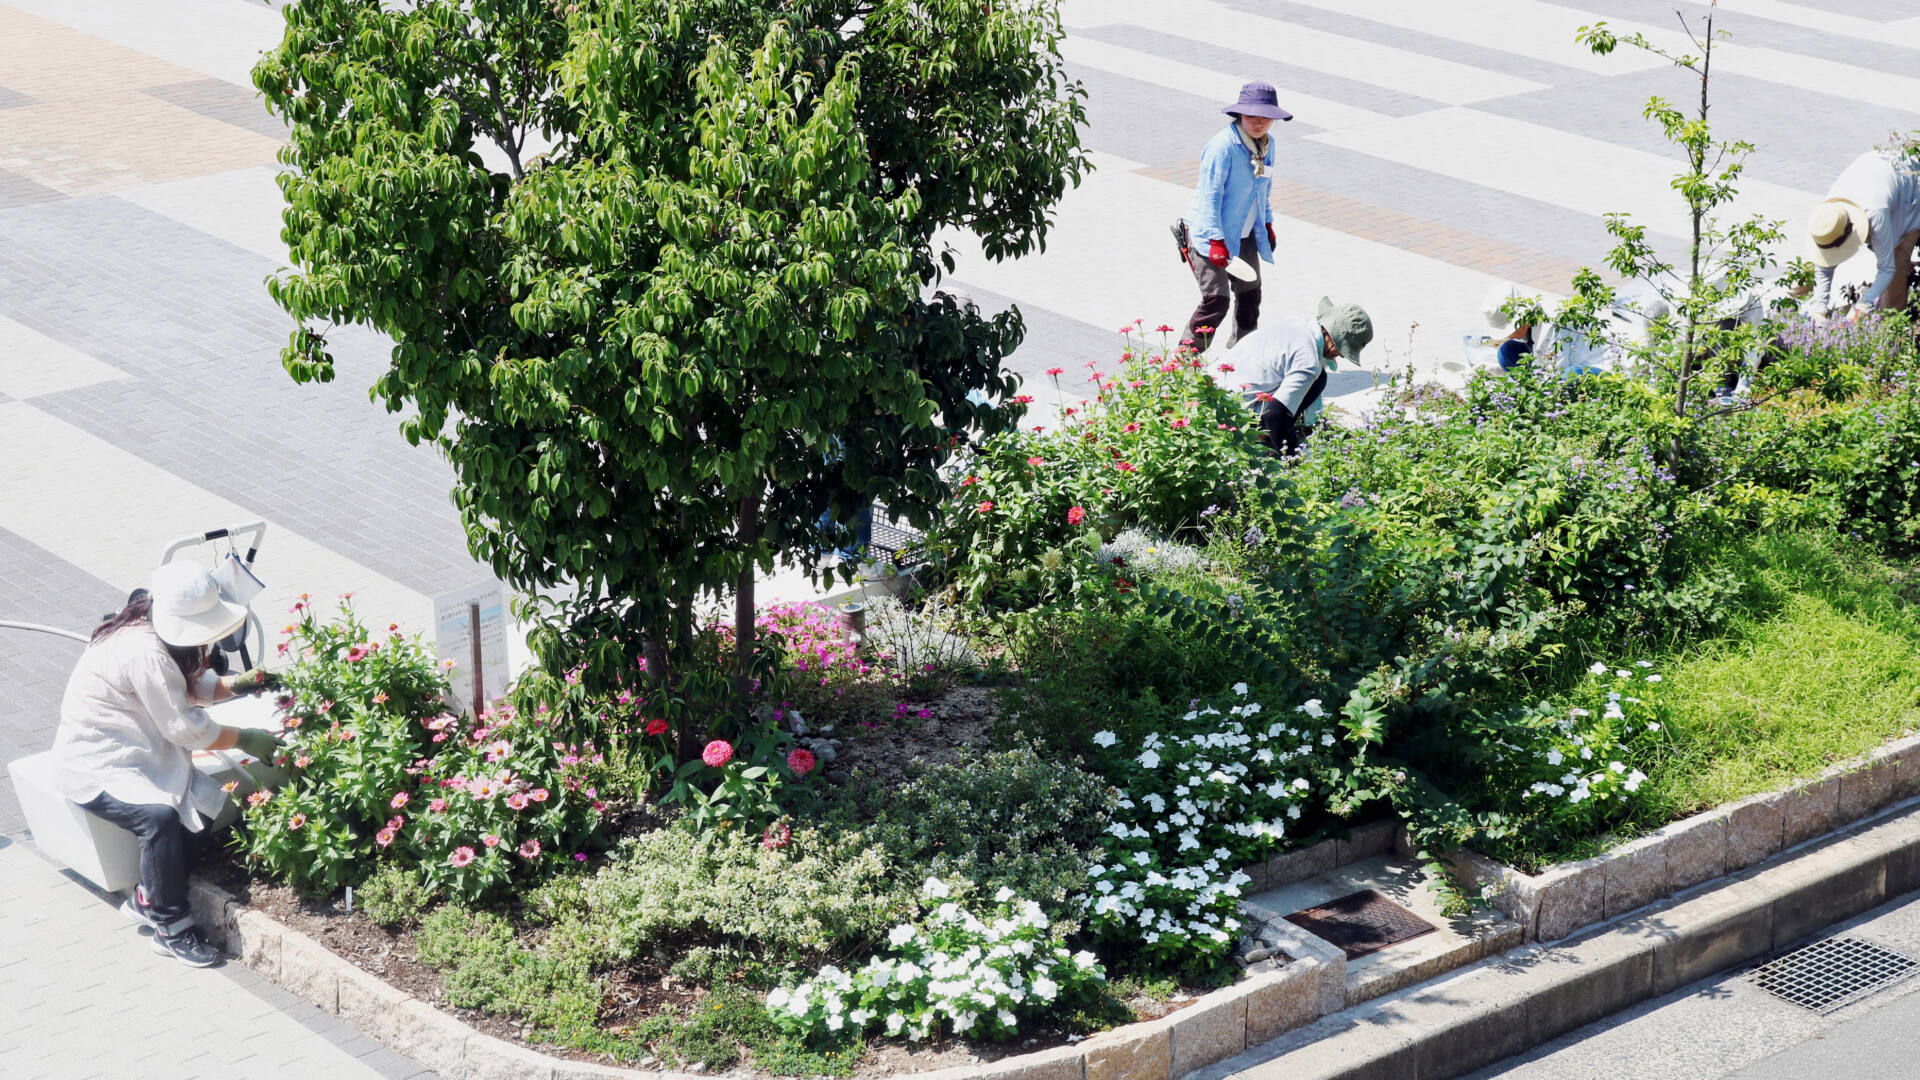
[1183,798,1920,1080]
[182,879,1335,1080]
[1447,733,1920,943]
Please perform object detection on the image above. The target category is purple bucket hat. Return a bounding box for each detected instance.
[1222,81,1294,121]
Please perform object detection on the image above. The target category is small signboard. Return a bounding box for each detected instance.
[434,581,512,717]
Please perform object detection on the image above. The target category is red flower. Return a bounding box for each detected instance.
[1046,367,1064,376]
[1117,462,1137,472]
[644,717,669,737]
[960,475,979,487]
[1067,506,1087,526]
[1124,422,1140,434]
[976,501,994,514]
[1118,325,1133,334]
[1155,324,1175,333]
[702,740,735,768]
[762,822,793,849]
[1014,394,1034,404]
[787,748,817,777]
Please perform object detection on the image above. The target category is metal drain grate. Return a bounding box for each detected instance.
[1747,937,1920,1013]
[1284,889,1437,960]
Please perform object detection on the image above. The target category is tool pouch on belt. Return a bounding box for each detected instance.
[1169,219,1190,265]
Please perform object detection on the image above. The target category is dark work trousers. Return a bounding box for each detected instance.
[80,792,201,933]
[1184,234,1262,353]
[1258,369,1329,456]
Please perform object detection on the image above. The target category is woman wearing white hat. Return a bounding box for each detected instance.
[1808,149,1920,319]
[53,563,283,967]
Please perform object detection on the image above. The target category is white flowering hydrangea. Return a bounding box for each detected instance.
[766,879,1105,1043]
[1081,689,1344,971]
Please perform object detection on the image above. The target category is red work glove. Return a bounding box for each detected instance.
[1265,223,1276,248]
[1208,239,1231,268]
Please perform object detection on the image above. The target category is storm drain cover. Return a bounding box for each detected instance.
[1747,937,1920,1013]
[1283,889,1437,960]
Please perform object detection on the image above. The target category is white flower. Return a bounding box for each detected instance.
[766,987,789,1011]
[1635,660,1653,667]
[1546,750,1564,766]
[1615,669,1630,679]
[889,924,916,947]
[826,1013,844,1031]
[1625,769,1646,791]
[1321,732,1336,747]
[995,885,1017,903]
[1299,699,1325,719]
[1645,674,1662,683]
[1138,749,1162,769]
[1647,722,1661,732]
[1589,661,1608,675]
[1287,805,1301,819]
[1233,682,1250,696]
[1291,777,1309,791]
[1134,851,1151,866]
[1093,730,1117,748]
[923,876,951,898]
[1033,976,1059,1001]
[1609,761,1627,774]
[886,1012,905,1036]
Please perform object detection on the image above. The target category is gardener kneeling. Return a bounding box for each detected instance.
[1222,296,1373,455]
[53,563,283,967]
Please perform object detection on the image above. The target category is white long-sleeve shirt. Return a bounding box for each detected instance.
[55,624,226,832]
[1220,317,1325,416]
[1813,151,1920,312]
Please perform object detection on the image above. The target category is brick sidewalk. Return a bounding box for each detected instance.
[0,835,438,1080]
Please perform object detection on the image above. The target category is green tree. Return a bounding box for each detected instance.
[1508,8,1781,459]
[254,0,1088,755]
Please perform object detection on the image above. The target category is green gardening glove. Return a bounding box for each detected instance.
[230,668,282,695]
[234,728,284,760]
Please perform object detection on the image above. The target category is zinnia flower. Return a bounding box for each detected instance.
[644,718,669,736]
[375,828,395,847]
[1067,506,1087,526]
[449,846,475,867]
[428,798,447,813]
[530,788,549,803]
[289,813,306,830]
[344,645,369,662]
[763,822,793,849]
[517,839,541,859]
[1046,366,1064,376]
[976,500,994,514]
[506,792,530,810]
[482,834,500,848]
[787,748,817,777]
[702,740,735,768]
[390,792,409,810]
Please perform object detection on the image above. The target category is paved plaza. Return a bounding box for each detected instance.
[1,0,1918,1075]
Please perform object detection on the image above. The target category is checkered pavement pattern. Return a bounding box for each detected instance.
[0,0,1916,1073]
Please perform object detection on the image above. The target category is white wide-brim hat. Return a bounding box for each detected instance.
[1807,198,1868,268]
[149,562,248,647]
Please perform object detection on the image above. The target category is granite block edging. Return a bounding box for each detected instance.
[1450,732,1920,943]
[180,878,1332,1080]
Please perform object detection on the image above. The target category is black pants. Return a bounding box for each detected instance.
[80,792,199,933]
[1258,370,1329,456]
[1185,234,1262,353]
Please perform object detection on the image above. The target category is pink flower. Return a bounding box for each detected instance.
[787,748,817,777]
[1171,418,1190,429]
[432,732,449,742]
[1067,506,1087,526]
[449,846,475,867]
[530,788,549,803]
[390,792,409,810]
[1155,324,1175,333]
[506,792,530,810]
[702,740,735,768]
[1046,367,1064,376]
[482,834,501,848]
[517,839,541,859]
[375,828,395,848]
[470,780,496,800]
[294,755,312,769]
[373,691,389,704]
[762,822,793,849]
[573,852,588,863]
[345,645,369,662]
[428,798,447,813]
[1027,456,1044,466]
[289,813,306,830]
[959,475,979,487]
[1116,462,1137,473]
[246,790,272,807]
[644,718,669,736]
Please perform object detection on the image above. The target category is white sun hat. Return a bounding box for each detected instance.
[1807,198,1868,268]
[149,562,248,647]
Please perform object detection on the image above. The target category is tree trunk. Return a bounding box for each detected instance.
[732,486,763,707]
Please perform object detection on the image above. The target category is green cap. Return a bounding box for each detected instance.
[1317,296,1374,365]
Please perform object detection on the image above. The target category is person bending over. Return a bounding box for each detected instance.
[1223,296,1373,456]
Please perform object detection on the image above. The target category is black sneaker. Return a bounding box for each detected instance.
[119,885,155,930]
[151,925,222,968]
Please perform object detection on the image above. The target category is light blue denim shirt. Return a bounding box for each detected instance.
[1184,122,1276,263]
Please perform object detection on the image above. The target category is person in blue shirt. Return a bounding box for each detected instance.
[1180,82,1291,353]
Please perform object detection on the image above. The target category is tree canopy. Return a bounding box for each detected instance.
[254,0,1088,740]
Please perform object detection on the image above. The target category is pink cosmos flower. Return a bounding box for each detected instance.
[390,792,409,810]
[573,852,587,863]
[702,740,735,768]
[787,748,817,777]
[517,839,541,859]
[1117,462,1137,472]
[449,846,475,867]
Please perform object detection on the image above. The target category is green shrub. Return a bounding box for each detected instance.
[414,907,607,1041]
[357,864,434,929]
[583,822,913,964]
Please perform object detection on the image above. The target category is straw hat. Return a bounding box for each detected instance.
[1807,199,1868,268]
[149,563,248,648]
